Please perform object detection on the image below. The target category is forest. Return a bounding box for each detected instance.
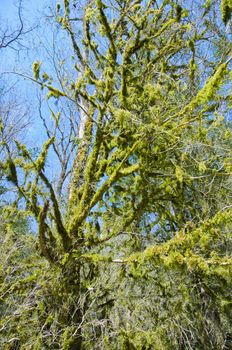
[0,0,232,349]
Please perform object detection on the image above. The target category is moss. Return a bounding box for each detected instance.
[5,159,18,185]
[143,83,162,105]
[184,62,228,113]
[15,141,31,158]
[221,0,232,24]
[175,165,185,183]
[2,2,232,348]
[47,86,66,99]
[38,201,54,263]
[32,61,41,80]
[42,72,50,82]
[60,327,80,350]
[56,2,61,13]
[35,137,54,171]
[81,253,111,263]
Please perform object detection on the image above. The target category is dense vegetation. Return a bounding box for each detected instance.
[0,0,232,349]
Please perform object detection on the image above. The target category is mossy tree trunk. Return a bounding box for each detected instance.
[1,0,232,348]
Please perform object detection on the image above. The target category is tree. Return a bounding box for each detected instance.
[0,0,30,51]
[1,0,232,349]
[0,0,35,197]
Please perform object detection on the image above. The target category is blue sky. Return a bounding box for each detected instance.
[1,0,44,18]
[0,0,45,69]
[0,0,44,33]
[0,0,61,170]
[0,0,65,230]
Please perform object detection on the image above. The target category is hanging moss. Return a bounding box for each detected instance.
[174,62,229,120]
[221,0,232,24]
[56,2,61,13]
[195,62,228,102]
[2,1,232,348]
[47,86,66,99]
[5,159,18,185]
[38,201,54,263]
[32,61,41,80]
[35,137,54,171]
